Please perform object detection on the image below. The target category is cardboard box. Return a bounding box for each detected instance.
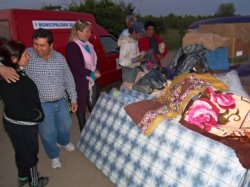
[228,37,250,63]
[199,23,250,38]
[199,23,250,64]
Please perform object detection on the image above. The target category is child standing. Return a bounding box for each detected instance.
[0,40,49,187]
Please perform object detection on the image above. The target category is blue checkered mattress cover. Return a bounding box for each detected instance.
[77,88,250,187]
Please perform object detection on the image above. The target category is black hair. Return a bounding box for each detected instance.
[144,20,155,30]
[32,28,54,44]
[0,40,25,69]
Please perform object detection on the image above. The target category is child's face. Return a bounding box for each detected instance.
[17,50,29,67]
[146,26,155,37]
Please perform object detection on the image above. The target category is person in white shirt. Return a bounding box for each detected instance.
[118,22,146,87]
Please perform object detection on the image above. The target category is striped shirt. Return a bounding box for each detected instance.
[25,48,77,103]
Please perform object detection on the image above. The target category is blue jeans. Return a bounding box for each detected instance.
[39,98,72,159]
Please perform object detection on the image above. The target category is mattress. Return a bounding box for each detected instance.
[77,88,250,187]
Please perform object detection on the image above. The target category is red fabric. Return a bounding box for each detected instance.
[138,34,169,66]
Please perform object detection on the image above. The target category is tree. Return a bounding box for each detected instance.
[66,0,136,37]
[215,3,236,17]
[41,4,62,10]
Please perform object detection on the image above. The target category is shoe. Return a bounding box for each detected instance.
[51,157,61,169]
[18,178,28,187]
[31,176,49,187]
[57,142,75,151]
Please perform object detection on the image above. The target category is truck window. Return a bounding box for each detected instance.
[0,20,10,40]
[100,36,118,54]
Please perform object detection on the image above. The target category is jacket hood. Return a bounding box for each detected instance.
[117,36,136,47]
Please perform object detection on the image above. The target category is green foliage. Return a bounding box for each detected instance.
[67,0,135,37]
[215,3,236,17]
[41,4,62,10]
[40,1,238,49]
[161,28,182,50]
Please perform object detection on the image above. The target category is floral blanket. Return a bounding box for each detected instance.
[124,73,250,168]
[180,86,250,139]
[179,86,250,168]
[125,73,228,136]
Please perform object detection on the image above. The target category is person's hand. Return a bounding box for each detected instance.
[135,55,145,62]
[159,42,166,54]
[70,102,78,113]
[0,66,19,83]
[140,51,147,57]
[94,70,101,79]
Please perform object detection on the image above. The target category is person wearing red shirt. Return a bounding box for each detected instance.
[139,20,169,67]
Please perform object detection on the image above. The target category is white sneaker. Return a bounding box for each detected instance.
[51,157,61,169]
[57,142,75,151]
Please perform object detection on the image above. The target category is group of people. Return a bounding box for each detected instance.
[0,15,168,187]
[118,15,169,87]
[0,19,99,187]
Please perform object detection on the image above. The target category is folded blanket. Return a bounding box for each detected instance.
[180,86,250,138]
[124,100,168,135]
[125,73,228,136]
[180,86,250,168]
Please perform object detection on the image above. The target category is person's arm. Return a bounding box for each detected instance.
[63,60,78,113]
[63,57,78,103]
[62,49,78,113]
[66,42,92,79]
[119,42,143,67]
[155,34,169,58]
[0,65,19,83]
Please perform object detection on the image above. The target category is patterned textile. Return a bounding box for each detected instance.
[77,89,250,187]
[119,87,154,102]
[124,100,168,136]
[124,74,229,136]
[157,73,228,118]
[181,87,250,138]
[25,48,77,103]
[180,87,250,168]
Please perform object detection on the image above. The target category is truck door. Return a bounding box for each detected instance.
[91,34,121,86]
